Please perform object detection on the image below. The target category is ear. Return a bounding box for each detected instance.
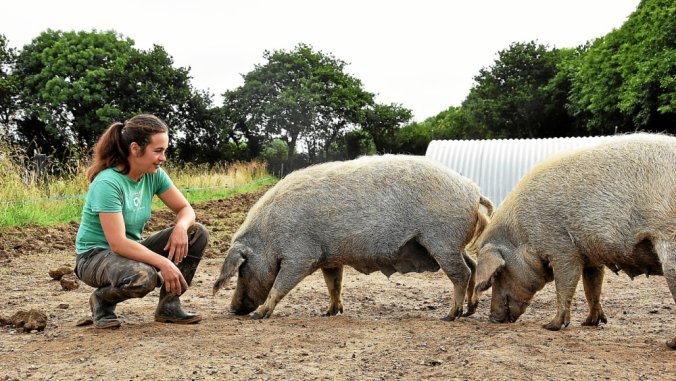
[212,243,248,295]
[130,142,140,155]
[475,246,506,292]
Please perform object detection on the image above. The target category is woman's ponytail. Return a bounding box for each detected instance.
[86,121,125,182]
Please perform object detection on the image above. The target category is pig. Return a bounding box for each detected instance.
[472,133,676,348]
[213,154,494,320]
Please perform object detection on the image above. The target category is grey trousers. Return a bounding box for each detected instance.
[75,223,209,300]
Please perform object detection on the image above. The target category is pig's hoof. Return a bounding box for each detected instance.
[441,310,462,321]
[462,304,477,317]
[543,321,562,331]
[582,314,607,326]
[250,312,264,320]
[324,310,343,317]
[442,307,463,321]
[324,305,344,316]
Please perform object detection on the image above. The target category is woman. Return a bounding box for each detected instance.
[75,114,208,329]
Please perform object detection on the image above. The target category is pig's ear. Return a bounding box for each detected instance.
[212,243,249,295]
[475,246,505,292]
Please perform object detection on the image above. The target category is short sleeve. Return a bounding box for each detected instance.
[155,167,173,195]
[88,179,123,213]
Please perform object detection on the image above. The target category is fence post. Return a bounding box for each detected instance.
[34,153,49,196]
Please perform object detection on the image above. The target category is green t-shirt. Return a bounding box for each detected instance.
[75,167,173,254]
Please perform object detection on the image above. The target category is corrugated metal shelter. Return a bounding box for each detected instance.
[425,136,616,206]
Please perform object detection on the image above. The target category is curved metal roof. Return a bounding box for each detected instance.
[425,136,615,206]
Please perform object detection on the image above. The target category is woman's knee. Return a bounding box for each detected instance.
[188,223,209,257]
[115,262,159,297]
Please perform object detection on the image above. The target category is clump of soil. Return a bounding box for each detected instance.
[1,309,48,332]
[48,266,73,280]
[59,274,79,290]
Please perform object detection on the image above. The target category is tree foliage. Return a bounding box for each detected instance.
[223,44,374,164]
[461,41,575,138]
[568,0,675,134]
[13,30,210,159]
[0,34,18,128]
[359,103,412,153]
[15,30,135,151]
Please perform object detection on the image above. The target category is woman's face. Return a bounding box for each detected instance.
[130,132,168,176]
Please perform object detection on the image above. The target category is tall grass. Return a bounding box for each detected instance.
[0,136,274,228]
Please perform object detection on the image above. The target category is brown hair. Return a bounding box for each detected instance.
[86,114,168,182]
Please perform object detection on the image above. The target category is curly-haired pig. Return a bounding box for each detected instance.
[213,154,494,321]
[472,133,676,348]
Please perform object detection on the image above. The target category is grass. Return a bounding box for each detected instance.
[167,176,277,206]
[0,136,275,228]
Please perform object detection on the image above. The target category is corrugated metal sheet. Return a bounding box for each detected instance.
[425,136,616,206]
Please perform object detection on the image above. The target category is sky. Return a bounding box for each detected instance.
[3,0,640,122]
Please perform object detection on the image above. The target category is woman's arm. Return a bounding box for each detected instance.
[99,212,187,295]
[158,185,196,264]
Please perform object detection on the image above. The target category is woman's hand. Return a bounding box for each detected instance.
[158,258,189,295]
[164,225,189,265]
[158,185,196,266]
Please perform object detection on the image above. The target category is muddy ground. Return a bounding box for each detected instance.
[0,187,674,380]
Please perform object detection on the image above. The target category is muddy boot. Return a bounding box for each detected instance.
[155,232,205,324]
[89,288,123,329]
[154,289,202,324]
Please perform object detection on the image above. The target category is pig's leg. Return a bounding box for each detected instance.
[321,267,344,316]
[421,240,470,321]
[581,266,608,326]
[462,251,478,317]
[654,238,676,349]
[250,260,311,320]
[545,255,582,330]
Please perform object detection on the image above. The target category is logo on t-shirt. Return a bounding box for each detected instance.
[132,191,142,208]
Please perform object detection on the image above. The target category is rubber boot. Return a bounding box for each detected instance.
[89,287,125,329]
[154,257,202,323]
[154,289,202,324]
[154,232,205,324]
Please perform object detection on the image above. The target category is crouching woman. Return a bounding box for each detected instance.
[75,114,208,329]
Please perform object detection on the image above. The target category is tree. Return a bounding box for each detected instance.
[462,41,574,138]
[413,106,485,141]
[568,0,675,134]
[224,43,373,165]
[391,121,433,155]
[105,44,197,143]
[15,30,136,151]
[260,138,289,176]
[13,29,206,158]
[341,129,376,159]
[172,91,243,164]
[360,103,412,153]
[0,34,18,129]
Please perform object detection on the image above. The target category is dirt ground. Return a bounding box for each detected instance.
[0,187,674,381]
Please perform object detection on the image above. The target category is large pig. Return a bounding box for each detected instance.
[214,155,493,320]
[473,133,676,348]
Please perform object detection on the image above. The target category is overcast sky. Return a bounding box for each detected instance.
[4,0,640,121]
